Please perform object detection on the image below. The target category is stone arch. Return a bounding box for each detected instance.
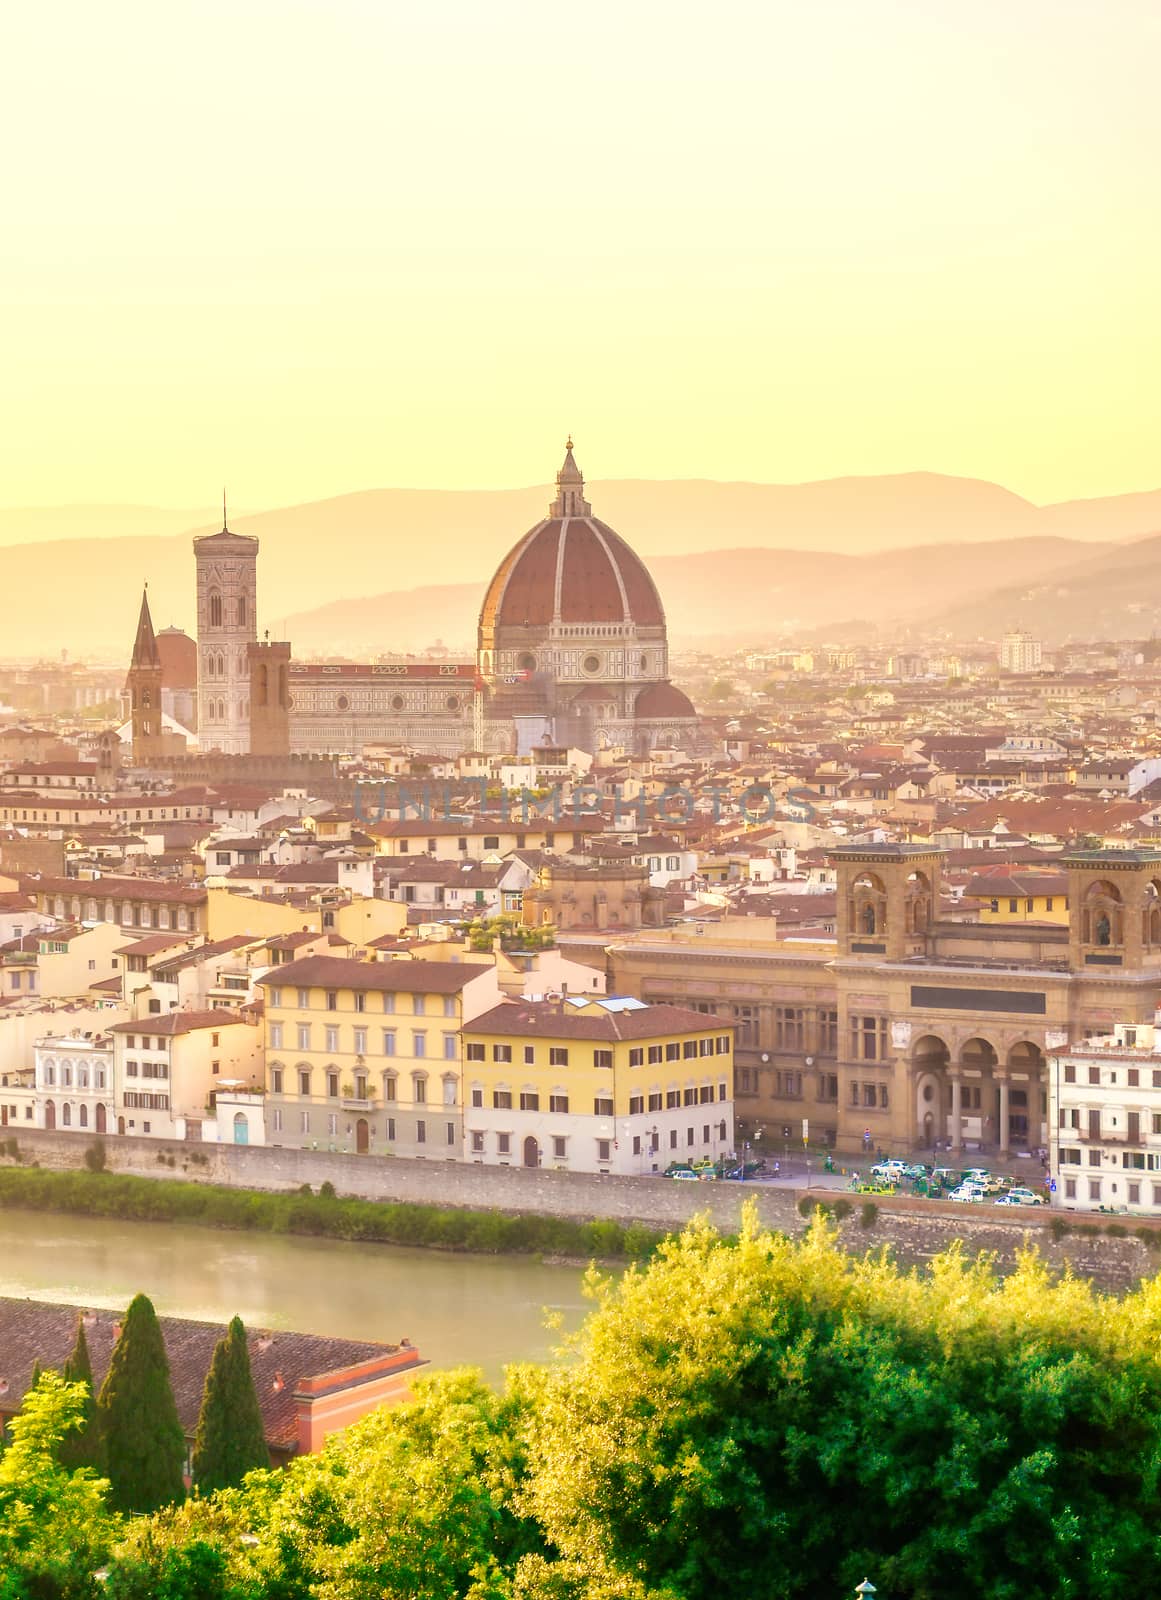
[910,1034,950,1149]
[904,869,933,934]
[1082,878,1123,947]
[1144,879,1161,946]
[850,871,887,937]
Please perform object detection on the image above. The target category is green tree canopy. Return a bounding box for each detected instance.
[0,1371,114,1598]
[192,1317,269,1495]
[97,1293,186,1515]
[58,1315,102,1474]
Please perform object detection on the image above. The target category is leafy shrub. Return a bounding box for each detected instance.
[319,1180,337,1201]
[832,1199,853,1222]
[1049,1217,1070,1241]
[859,1201,878,1229]
[83,1141,107,1174]
[1105,1222,1128,1238]
[0,1167,665,1261]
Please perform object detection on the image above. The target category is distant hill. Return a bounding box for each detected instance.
[278,536,1103,655]
[932,533,1161,642]
[3,473,1160,658]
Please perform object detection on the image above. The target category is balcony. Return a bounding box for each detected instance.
[341,1096,375,1111]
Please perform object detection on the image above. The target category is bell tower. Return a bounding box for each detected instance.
[127,586,165,766]
[194,495,258,755]
[831,844,943,961]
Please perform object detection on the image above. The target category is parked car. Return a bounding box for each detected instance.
[1005,1186,1045,1206]
[949,1184,985,1203]
[961,1168,991,1184]
[670,1169,699,1181]
[871,1160,907,1180]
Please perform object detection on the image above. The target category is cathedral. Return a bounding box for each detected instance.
[137,445,699,761]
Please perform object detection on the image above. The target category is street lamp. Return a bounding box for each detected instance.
[854,1582,877,1598]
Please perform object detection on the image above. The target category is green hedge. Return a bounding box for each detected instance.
[0,1166,664,1260]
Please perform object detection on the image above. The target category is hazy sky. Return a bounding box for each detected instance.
[3,0,1159,509]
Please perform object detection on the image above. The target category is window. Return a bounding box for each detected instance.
[413,1032,427,1058]
[413,995,426,1016]
[387,1117,396,1140]
[594,1049,613,1069]
[549,1093,569,1113]
[466,1042,485,1062]
[716,1035,731,1054]
[683,1041,698,1059]
[1064,1063,1076,1084]
[443,1034,457,1060]
[383,1030,396,1056]
[818,1073,838,1102]
[447,1121,455,1146]
[470,1086,484,1107]
[413,1074,427,1104]
[629,1047,643,1067]
[444,996,457,1018]
[493,1089,512,1109]
[593,1096,614,1116]
[327,1071,339,1098]
[471,1131,485,1153]
[775,1007,805,1050]
[520,1091,540,1111]
[271,1067,283,1094]
[299,1111,310,1134]
[629,1094,644,1115]
[647,1045,663,1064]
[850,1015,888,1062]
[549,1047,569,1067]
[1088,1179,1101,1201]
[298,1069,311,1096]
[597,1139,611,1163]
[325,1025,340,1052]
[552,1136,567,1160]
[269,1022,283,1050]
[1089,1066,1100,1086]
[648,1091,662,1112]
[382,1072,397,1101]
[325,991,337,1011]
[296,1023,311,1050]
[272,1108,283,1132]
[354,992,366,1014]
[669,1129,678,1149]
[416,1120,426,1144]
[493,1044,513,1062]
[733,1005,759,1047]
[327,1113,338,1136]
[683,1087,696,1106]
[818,1009,838,1056]
[665,1042,680,1062]
[384,993,396,1014]
[686,1127,695,1146]
[666,1089,680,1109]
[296,988,310,1008]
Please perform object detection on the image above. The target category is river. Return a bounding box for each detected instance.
[0,1212,592,1384]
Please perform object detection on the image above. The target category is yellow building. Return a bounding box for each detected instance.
[461,996,735,1175]
[960,870,1070,927]
[255,954,501,1157]
[206,885,406,947]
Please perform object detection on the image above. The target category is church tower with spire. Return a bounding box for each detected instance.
[127,586,165,765]
[193,495,258,754]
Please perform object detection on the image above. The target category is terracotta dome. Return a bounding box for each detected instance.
[479,444,664,632]
[634,682,697,719]
[156,626,198,690]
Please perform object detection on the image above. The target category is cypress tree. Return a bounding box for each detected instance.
[59,1317,101,1472]
[96,1293,185,1513]
[192,1316,269,1493]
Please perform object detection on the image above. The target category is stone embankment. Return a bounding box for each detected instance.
[4,1127,1158,1291]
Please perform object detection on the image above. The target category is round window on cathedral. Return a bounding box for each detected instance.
[336,694,350,712]
[583,653,601,674]
[391,694,405,711]
[446,695,460,711]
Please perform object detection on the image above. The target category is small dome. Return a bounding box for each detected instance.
[635,682,697,719]
[157,627,198,690]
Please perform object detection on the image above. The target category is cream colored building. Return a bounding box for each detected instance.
[107,1010,263,1140]
[1049,1022,1161,1213]
[255,954,501,1157]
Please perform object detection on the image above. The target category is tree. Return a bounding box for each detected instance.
[707,678,734,702]
[0,1371,114,1597]
[191,1317,269,1495]
[59,1315,102,1473]
[97,1293,186,1514]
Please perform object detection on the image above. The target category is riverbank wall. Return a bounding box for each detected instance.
[3,1127,1158,1290]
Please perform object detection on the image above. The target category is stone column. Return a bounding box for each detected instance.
[997,1074,1010,1154]
[948,1072,963,1153]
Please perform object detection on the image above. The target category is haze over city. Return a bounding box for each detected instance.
[6,6,1161,1597]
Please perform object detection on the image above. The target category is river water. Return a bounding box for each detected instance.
[0,1213,592,1383]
